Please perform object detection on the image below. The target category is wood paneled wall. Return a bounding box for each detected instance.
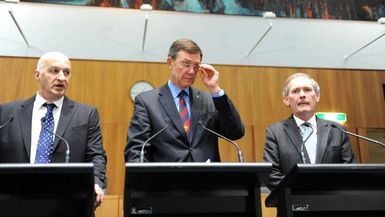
[1,56,384,195]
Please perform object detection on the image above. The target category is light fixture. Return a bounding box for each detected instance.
[262,11,276,19]
[140,4,153,52]
[344,17,385,60]
[316,112,347,124]
[8,7,31,47]
[140,4,153,11]
[246,11,276,56]
[378,17,385,24]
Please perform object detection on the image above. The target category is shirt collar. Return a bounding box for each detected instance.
[35,91,64,110]
[293,114,317,128]
[168,80,189,99]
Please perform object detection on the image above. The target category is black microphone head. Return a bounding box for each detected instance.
[41,117,46,123]
[330,123,342,130]
[0,117,14,129]
[330,123,347,134]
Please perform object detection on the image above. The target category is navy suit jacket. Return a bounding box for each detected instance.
[263,115,356,191]
[0,96,107,188]
[124,83,245,162]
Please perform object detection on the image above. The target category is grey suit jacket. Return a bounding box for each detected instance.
[263,115,356,191]
[0,96,107,188]
[124,83,245,162]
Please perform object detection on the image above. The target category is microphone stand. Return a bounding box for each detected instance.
[41,118,70,163]
[199,121,244,163]
[140,123,169,163]
[332,124,385,148]
[0,117,14,129]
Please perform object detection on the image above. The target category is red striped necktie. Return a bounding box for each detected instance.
[178,90,191,136]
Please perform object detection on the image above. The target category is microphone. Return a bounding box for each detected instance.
[331,124,385,148]
[0,117,14,129]
[41,117,70,163]
[299,122,314,164]
[198,120,244,163]
[140,121,169,163]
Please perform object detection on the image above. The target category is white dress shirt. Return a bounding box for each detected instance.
[30,92,64,163]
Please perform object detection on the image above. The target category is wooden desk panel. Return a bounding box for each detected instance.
[95,194,276,217]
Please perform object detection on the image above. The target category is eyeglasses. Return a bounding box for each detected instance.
[179,60,201,72]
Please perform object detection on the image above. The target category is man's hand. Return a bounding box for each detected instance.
[199,64,222,94]
[94,184,104,209]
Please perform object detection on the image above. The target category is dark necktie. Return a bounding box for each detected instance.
[178,90,191,137]
[35,103,56,163]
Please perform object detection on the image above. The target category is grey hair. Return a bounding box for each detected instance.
[168,38,202,60]
[282,73,320,97]
[36,52,69,71]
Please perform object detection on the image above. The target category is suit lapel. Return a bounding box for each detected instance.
[53,97,75,150]
[19,96,35,159]
[158,84,189,143]
[188,88,202,142]
[283,116,303,157]
[315,118,330,163]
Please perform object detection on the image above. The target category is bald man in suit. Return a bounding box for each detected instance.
[124,38,244,162]
[0,52,107,207]
[263,73,356,192]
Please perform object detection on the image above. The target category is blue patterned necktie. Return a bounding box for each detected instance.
[301,122,316,163]
[35,103,56,163]
[301,123,311,140]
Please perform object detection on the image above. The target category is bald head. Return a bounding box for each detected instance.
[35,51,72,102]
[36,52,71,72]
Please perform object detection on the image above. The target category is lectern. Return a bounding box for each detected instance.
[0,163,95,217]
[124,162,272,217]
[265,164,385,217]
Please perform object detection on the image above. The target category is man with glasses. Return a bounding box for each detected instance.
[125,38,244,162]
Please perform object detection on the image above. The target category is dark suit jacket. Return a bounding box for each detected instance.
[124,84,245,162]
[0,96,107,188]
[263,115,356,191]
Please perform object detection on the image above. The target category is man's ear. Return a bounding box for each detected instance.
[34,70,40,80]
[166,57,174,69]
[283,96,290,106]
